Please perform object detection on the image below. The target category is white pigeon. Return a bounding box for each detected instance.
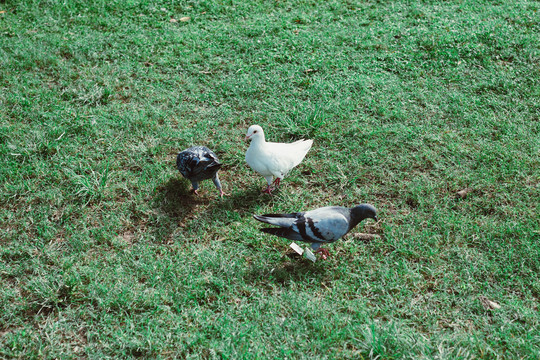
[245,125,313,194]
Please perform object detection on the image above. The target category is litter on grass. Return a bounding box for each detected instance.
[289,242,316,262]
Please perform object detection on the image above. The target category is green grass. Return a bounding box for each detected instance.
[1,0,539,358]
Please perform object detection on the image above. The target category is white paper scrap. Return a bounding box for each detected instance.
[303,248,316,262]
[289,242,304,255]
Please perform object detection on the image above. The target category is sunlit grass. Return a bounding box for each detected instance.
[1,0,539,358]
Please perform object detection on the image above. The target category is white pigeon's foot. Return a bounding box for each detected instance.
[262,185,273,195]
[315,248,330,260]
[272,178,281,187]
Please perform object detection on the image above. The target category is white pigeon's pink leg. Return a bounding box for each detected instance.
[315,248,330,260]
[262,176,274,194]
[273,177,281,187]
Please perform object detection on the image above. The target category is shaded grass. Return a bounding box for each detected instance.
[1,0,539,358]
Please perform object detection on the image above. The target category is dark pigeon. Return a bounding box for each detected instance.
[176,146,224,197]
[253,204,377,259]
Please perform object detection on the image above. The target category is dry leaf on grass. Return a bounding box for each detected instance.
[121,232,135,244]
[456,187,473,199]
[479,296,501,310]
[349,233,380,241]
[170,18,177,23]
[180,16,190,22]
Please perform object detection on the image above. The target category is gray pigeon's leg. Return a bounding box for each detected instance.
[190,181,200,195]
[315,248,330,260]
[212,174,225,198]
[311,243,329,260]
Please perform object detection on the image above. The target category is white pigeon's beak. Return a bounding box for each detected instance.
[245,134,251,141]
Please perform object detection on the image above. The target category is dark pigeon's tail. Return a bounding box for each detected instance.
[189,160,222,178]
[260,228,304,241]
[201,161,222,172]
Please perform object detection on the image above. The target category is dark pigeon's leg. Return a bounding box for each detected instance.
[212,174,225,198]
[190,181,200,196]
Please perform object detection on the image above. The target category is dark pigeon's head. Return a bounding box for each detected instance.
[188,157,200,168]
[351,204,377,222]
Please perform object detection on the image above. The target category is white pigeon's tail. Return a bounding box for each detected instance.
[290,139,313,167]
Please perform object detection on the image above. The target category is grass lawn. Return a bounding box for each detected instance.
[1,0,539,358]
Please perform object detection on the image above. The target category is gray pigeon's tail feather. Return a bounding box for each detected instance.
[261,228,304,241]
[253,214,297,227]
[260,213,299,218]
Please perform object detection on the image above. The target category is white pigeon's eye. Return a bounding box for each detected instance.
[254,130,258,133]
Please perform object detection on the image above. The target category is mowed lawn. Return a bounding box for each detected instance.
[1,0,539,358]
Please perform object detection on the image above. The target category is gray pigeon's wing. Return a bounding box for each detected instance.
[255,213,305,242]
[292,208,350,244]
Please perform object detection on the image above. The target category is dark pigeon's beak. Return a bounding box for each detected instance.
[373,216,378,222]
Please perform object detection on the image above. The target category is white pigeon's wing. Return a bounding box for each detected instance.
[263,140,313,177]
[246,139,313,179]
[246,145,275,177]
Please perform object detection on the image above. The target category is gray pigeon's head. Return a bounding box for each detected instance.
[351,204,377,222]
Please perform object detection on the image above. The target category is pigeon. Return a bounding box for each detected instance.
[245,125,313,194]
[176,146,225,197]
[253,204,377,259]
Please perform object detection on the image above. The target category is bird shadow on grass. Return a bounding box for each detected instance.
[193,186,273,225]
[222,186,269,210]
[243,258,327,287]
[149,178,211,241]
[149,178,271,242]
[154,178,211,218]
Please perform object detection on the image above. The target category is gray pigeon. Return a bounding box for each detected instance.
[253,204,377,259]
[176,146,224,197]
